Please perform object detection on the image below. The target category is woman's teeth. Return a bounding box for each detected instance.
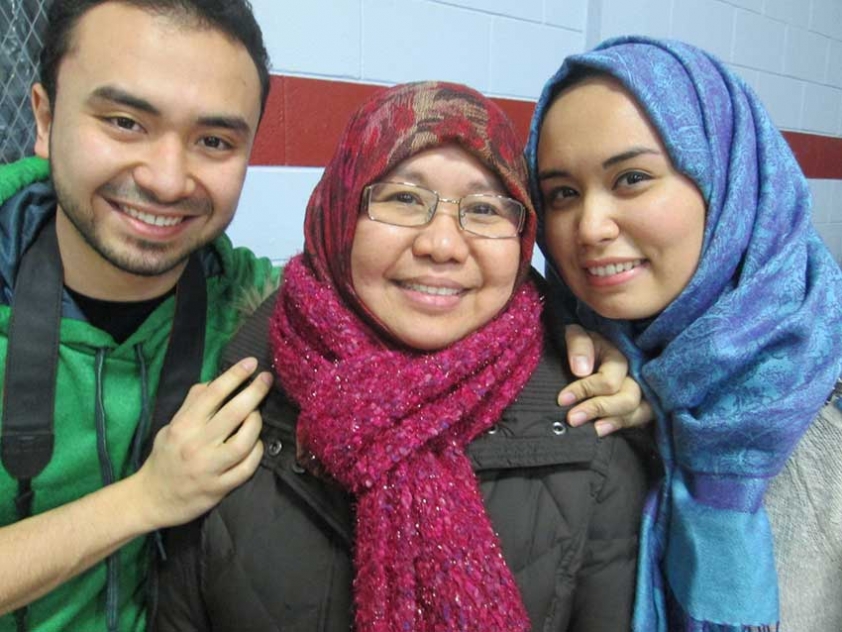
[402,282,461,296]
[121,205,183,227]
[588,260,643,277]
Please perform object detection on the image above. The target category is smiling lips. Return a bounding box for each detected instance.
[586,259,644,278]
[399,280,464,297]
[118,203,184,228]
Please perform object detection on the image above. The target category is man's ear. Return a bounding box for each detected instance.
[31,83,52,159]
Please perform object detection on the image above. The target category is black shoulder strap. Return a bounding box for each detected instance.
[2,217,62,488]
[142,254,207,460]
[1,218,63,632]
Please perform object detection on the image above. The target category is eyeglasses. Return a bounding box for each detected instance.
[362,181,525,239]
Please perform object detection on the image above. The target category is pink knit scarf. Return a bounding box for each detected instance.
[269,254,544,631]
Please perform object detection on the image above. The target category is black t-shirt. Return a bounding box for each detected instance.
[66,287,175,344]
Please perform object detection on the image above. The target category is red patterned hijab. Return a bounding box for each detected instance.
[270,81,543,631]
[303,80,537,333]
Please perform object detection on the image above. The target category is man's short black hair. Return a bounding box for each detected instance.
[40,0,271,117]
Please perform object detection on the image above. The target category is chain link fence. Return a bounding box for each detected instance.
[1,0,51,164]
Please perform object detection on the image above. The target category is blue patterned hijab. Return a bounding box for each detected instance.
[526,36,842,631]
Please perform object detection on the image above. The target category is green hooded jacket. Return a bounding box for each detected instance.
[0,157,279,631]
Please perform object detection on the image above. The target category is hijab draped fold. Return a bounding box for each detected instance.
[270,81,543,631]
[526,36,842,632]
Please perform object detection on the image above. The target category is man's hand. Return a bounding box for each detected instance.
[560,324,653,437]
[131,357,272,530]
[0,358,273,615]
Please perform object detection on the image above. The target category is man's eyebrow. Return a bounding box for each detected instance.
[89,85,252,135]
[602,147,661,169]
[197,115,252,136]
[89,85,159,115]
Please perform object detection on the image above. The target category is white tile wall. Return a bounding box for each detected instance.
[785,27,831,84]
[764,0,810,29]
[253,0,361,77]
[429,0,543,21]
[489,19,583,98]
[362,0,493,88]
[828,39,842,88]
[733,10,786,73]
[801,83,842,134]
[671,0,736,62]
[545,0,589,31]
[599,0,672,40]
[810,0,842,40]
[725,0,763,12]
[228,167,323,265]
[810,179,836,225]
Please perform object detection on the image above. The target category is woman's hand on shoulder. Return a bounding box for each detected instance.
[561,324,653,437]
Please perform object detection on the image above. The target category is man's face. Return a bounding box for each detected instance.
[32,2,263,298]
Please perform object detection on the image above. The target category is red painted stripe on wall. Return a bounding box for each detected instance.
[251,75,842,180]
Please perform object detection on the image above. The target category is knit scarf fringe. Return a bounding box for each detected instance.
[269,255,544,631]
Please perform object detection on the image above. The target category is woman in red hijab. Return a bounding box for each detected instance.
[155,81,648,632]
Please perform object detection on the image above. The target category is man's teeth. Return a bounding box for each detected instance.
[121,205,183,227]
[588,260,642,277]
[402,282,461,296]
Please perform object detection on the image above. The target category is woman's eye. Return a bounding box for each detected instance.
[543,186,578,208]
[393,191,424,205]
[616,171,651,188]
[464,203,499,217]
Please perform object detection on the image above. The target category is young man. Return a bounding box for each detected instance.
[0,1,278,630]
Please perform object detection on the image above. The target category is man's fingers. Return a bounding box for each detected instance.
[219,410,263,468]
[218,438,264,491]
[204,371,273,443]
[177,358,261,423]
[564,324,596,378]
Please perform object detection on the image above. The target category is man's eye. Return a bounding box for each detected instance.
[200,136,231,150]
[108,116,139,131]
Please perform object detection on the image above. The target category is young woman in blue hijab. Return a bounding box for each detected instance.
[526,36,842,631]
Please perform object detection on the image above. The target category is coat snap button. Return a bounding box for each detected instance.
[551,421,567,436]
[267,439,283,456]
[291,462,306,474]
[486,424,499,435]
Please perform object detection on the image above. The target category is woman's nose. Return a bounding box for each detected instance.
[413,201,470,263]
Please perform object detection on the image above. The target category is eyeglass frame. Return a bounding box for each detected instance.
[361,181,526,239]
